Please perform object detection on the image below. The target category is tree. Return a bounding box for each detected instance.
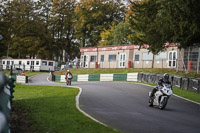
[128,0,200,54]
[99,21,131,46]
[50,0,79,60]
[74,0,126,47]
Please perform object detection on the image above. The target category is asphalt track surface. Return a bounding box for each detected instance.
[29,73,200,133]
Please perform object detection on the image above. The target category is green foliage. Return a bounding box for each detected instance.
[74,0,126,47]
[99,22,131,46]
[128,0,200,54]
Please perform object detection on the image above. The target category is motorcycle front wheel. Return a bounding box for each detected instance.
[159,97,168,109]
[148,97,153,107]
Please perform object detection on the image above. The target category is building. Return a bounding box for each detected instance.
[80,44,178,69]
[1,59,56,72]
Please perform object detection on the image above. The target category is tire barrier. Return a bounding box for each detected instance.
[181,77,189,90]
[0,73,15,133]
[188,78,199,92]
[137,73,200,92]
[172,76,182,88]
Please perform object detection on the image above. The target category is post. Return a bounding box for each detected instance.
[187,47,190,73]
[197,46,200,74]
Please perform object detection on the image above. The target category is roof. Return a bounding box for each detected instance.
[80,43,177,52]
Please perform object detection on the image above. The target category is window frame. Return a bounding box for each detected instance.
[108,54,116,62]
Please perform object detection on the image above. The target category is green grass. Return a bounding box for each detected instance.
[13,85,119,133]
[173,88,200,103]
[54,68,200,79]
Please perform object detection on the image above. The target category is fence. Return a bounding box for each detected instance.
[0,73,15,133]
[177,46,200,74]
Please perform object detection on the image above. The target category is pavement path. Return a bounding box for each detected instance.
[28,73,200,133]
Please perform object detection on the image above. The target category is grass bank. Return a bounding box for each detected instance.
[54,68,200,79]
[12,85,119,133]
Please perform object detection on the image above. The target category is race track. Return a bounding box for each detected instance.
[29,73,200,133]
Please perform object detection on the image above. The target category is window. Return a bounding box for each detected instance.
[168,51,177,68]
[100,55,104,62]
[19,61,22,65]
[3,61,5,64]
[7,61,10,65]
[90,55,97,62]
[36,61,39,65]
[11,61,14,65]
[49,62,53,66]
[155,52,166,60]
[42,61,47,66]
[142,52,153,61]
[134,53,140,61]
[108,54,116,62]
[27,61,30,65]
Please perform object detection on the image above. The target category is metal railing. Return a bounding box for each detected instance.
[0,73,15,133]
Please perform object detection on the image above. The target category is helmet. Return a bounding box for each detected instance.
[163,73,169,82]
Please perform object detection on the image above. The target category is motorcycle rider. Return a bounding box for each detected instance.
[65,69,73,85]
[150,73,171,98]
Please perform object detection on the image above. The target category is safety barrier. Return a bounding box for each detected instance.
[78,74,89,82]
[0,73,15,133]
[53,73,138,82]
[52,72,199,92]
[16,76,28,84]
[137,73,200,92]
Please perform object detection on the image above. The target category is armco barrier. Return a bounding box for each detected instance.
[100,74,113,81]
[72,75,77,82]
[89,74,100,81]
[113,73,127,81]
[78,74,89,82]
[55,75,61,82]
[16,76,28,83]
[0,73,15,133]
[60,75,66,82]
[127,73,138,81]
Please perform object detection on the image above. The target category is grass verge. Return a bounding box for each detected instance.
[12,84,119,133]
[173,88,200,103]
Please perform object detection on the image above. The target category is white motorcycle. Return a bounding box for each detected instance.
[148,83,173,109]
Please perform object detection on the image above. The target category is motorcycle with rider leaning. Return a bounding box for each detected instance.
[149,73,173,109]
